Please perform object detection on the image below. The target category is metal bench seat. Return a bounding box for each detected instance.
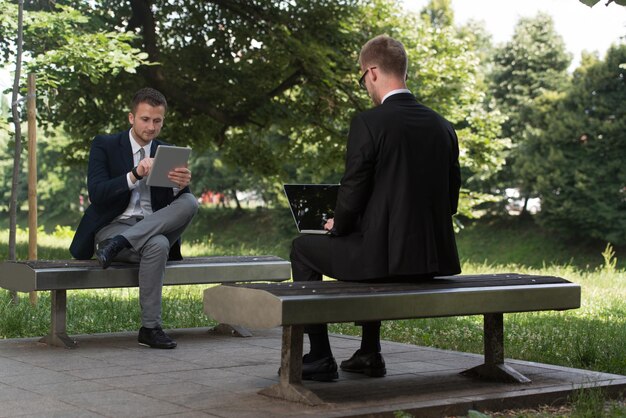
[0,256,291,347]
[203,274,581,405]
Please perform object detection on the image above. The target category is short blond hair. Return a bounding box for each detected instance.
[358,35,408,79]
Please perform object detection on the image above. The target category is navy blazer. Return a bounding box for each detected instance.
[330,93,461,279]
[70,130,191,260]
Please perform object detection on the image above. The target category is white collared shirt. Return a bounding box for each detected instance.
[115,130,152,220]
[381,88,411,104]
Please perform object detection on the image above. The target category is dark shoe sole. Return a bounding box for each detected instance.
[138,341,177,349]
[95,251,111,269]
[303,371,339,382]
[340,366,386,377]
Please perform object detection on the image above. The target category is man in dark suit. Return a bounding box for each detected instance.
[290,35,461,381]
[70,88,198,349]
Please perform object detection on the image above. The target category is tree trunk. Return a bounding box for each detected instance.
[231,189,242,211]
[520,194,530,218]
[8,0,25,303]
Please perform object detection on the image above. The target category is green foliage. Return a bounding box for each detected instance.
[491,13,571,140]
[1,0,509,223]
[523,45,626,245]
[580,0,626,7]
[0,123,86,221]
[0,0,151,223]
[0,1,151,104]
[569,387,620,418]
[488,13,571,210]
[398,2,507,219]
[455,217,626,270]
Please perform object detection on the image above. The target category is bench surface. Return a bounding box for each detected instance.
[203,274,581,329]
[0,256,291,292]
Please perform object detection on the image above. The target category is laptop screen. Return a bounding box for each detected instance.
[283,184,339,233]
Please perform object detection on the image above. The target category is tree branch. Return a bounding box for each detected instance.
[126,0,308,145]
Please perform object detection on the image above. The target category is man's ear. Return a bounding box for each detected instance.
[128,112,135,125]
[370,67,379,82]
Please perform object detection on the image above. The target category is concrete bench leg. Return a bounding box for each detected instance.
[39,290,77,349]
[461,313,530,383]
[258,325,324,406]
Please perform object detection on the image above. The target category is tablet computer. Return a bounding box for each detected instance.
[146,145,192,188]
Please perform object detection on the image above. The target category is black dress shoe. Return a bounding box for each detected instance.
[302,356,338,382]
[95,238,125,269]
[278,355,339,382]
[138,326,177,349]
[340,349,386,377]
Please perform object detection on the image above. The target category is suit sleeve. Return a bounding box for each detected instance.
[447,124,461,215]
[333,114,376,236]
[87,136,131,205]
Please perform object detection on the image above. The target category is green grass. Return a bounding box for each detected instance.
[0,286,213,338]
[455,216,626,270]
[1,208,625,382]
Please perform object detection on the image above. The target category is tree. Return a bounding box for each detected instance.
[489,13,571,214]
[2,0,509,224]
[522,46,626,244]
[579,0,626,7]
[0,0,154,230]
[410,0,507,221]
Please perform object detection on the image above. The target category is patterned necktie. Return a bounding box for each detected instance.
[135,147,152,216]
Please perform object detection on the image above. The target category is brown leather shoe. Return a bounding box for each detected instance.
[340,349,386,377]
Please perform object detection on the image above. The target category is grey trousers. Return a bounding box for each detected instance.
[94,193,198,328]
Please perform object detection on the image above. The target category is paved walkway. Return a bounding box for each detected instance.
[0,327,624,417]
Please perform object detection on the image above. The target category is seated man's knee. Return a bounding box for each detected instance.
[290,236,306,261]
[291,235,317,259]
[178,192,199,215]
[144,235,170,257]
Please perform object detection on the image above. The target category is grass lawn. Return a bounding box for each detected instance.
[1,207,625,415]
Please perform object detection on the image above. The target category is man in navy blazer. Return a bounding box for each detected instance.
[290,36,462,381]
[70,88,198,349]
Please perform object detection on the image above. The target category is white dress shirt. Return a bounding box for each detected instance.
[381,88,412,104]
[115,130,152,220]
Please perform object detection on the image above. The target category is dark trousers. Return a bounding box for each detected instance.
[290,234,381,344]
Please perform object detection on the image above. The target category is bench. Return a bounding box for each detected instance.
[0,256,291,348]
[203,274,581,405]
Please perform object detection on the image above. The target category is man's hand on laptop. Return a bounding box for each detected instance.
[324,218,334,231]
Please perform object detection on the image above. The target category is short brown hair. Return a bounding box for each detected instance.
[359,35,408,79]
[131,87,168,114]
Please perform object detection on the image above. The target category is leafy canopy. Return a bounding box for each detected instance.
[2,0,507,222]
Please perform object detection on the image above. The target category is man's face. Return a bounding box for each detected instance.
[128,102,165,146]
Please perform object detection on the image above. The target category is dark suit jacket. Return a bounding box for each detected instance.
[330,93,461,280]
[70,130,191,260]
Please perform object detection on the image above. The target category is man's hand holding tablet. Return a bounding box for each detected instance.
[146,145,192,188]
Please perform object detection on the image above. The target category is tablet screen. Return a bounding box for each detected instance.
[145,145,192,188]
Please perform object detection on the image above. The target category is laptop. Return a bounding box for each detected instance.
[283,184,339,234]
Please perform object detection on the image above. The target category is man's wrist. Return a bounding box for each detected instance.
[131,166,143,180]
